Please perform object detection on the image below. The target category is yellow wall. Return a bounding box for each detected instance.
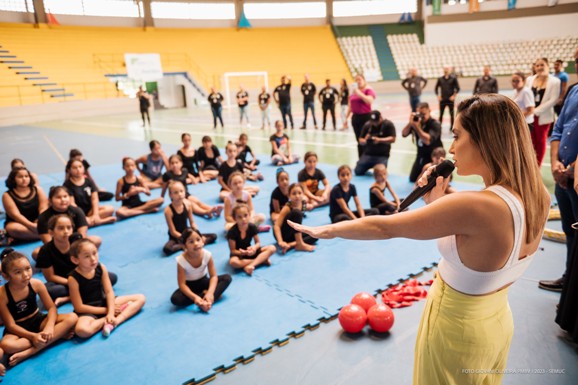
[0,23,351,106]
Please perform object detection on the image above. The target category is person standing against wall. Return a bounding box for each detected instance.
[473,65,498,95]
[207,87,224,129]
[136,86,152,127]
[435,66,460,132]
[258,86,271,130]
[274,75,294,130]
[401,68,427,113]
[236,85,250,128]
[300,74,318,130]
[319,79,339,131]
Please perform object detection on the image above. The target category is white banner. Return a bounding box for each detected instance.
[124,53,163,82]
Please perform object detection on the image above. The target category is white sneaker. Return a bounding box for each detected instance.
[247,123,251,128]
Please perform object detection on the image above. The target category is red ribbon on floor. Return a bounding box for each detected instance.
[381,279,432,308]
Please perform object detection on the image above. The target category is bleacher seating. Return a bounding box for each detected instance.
[388,33,578,79]
[337,36,383,81]
[0,23,350,107]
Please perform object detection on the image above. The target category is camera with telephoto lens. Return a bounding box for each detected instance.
[412,112,424,123]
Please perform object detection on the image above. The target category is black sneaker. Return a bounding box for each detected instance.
[538,277,564,292]
[300,125,306,130]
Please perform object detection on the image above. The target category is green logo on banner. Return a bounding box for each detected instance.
[433,0,441,15]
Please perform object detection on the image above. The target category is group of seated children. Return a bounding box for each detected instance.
[0,130,450,373]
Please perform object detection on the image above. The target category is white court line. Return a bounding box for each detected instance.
[60,119,552,165]
[43,135,67,165]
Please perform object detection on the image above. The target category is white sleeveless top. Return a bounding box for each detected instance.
[437,185,534,295]
[176,249,211,281]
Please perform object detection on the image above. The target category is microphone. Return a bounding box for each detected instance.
[399,160,455,212]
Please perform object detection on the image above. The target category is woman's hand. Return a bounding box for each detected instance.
[418,162,450,204]
[287,221,334,239]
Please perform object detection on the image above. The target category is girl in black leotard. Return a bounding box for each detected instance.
[115,157,163,220]
[162,181,217,256]
[2,167,48,243]
[0,249,77,368]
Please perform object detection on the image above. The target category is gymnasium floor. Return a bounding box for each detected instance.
[0,90,575,385]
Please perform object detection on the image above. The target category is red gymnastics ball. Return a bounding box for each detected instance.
[338,304,368,333]
[367,304,395,333]
[351,292,377,313]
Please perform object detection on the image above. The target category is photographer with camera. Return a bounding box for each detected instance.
[402,102,443,182]
[354,110,396,176]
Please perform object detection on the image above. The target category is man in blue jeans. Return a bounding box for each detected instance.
[401,68,427,113]
[540,85,578,292]
[300,74,318,130]
[274,75,294,129]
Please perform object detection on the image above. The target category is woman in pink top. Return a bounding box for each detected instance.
[346,74,376,158]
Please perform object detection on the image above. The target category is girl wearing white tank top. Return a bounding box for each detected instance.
[290,94,550,385]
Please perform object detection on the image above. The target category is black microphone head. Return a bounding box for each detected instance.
[433,160,455,178]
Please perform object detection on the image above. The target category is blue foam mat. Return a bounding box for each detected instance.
[1,159,482,384]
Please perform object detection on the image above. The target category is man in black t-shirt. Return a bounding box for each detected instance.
[300,74,317,129]
[401,68,427,112]
[274,75,294,129]
[354,110,397,175]
[434,66,460,132]
[236,86,250,128]
[319,79,340,130]
[258,86,271,129]
[473,65,498,95]
[401,102,443,182]
[208,87,225,129]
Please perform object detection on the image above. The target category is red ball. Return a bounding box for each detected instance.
[350,292,377,313]
[338,304,367,333]
[367,304,394,333]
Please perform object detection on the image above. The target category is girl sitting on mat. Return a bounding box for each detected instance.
[170,228,232,312]
[135,140,169,189]
[297,151,331,209]
[177,133,203,184]
[64,158,116,227]
[10,159,40,185]
[163,181,217,256]
[161,154,222,219]
[0,249,77,368]
[236,133,260,171]
[36,215,118,306]
[196,136,222,180]
[274,183,317,254]
[369,164,401,215]
[269,168,290,223]
[329,165,379,223]
[223,172,268,233]
[68,148,114,202]
[227,204,276,275]
[68,238,145,338]
[115,157,164,220]
[35,186,102,260]
[2,166,48,244]
[270,120,300,166]
[218,142,261,202]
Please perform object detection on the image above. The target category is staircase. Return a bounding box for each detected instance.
[0,45,74,100]
[367,26,398,81]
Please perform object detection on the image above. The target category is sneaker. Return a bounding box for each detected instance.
[300,125,306,130]
[538,277,564,292]
[257,225,271,233]
[314,125,318,130]
[102,323,114,338]
[256,173,264,181]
